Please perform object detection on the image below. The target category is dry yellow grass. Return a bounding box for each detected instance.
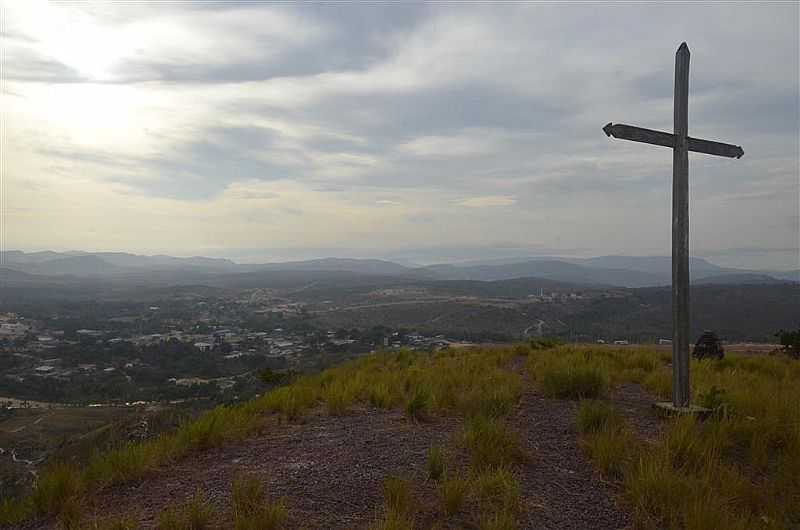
[1,346,522,526]
[562,345,800,529]
[8,342,794,530]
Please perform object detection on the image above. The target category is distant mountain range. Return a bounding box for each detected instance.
[1,250,797,288]
[0,250,239,274]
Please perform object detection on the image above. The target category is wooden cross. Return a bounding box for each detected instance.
[603,42,743,410]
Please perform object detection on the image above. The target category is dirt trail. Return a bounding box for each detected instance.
[38,408,459,529]
[27,362,660,529]
[507,357,659,530]
[511,390,631,529]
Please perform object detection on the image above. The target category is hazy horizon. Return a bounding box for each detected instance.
[3,246,797,272]
[3,3,798,270]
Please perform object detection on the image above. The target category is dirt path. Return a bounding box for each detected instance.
[27,362,660,529]
[511,389,631,530]
[609,383,663,441]
[508,357,660,530]
[49,408,459,530]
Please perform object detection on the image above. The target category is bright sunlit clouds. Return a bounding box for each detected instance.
[8,1,128,80]
[2,2,798,268]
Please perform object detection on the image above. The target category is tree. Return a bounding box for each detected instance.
[775,327,800,359]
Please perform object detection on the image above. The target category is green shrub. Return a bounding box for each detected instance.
[258,368,287,385]
[775,327,800,358]
[697,385,729,416]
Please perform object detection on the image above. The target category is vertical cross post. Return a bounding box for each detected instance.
[672,42,690,408]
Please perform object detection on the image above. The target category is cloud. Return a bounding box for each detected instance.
[3,2,798,268]
[459,196,517,208]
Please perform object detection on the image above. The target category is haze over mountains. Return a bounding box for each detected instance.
[1,250,797,289]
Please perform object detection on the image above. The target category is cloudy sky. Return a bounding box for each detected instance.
[2,2,798,268]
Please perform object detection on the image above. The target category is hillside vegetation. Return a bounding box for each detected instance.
[2,344,798,529]
[528,345,800,529]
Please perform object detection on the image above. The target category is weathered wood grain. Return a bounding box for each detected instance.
[602,123,744,159]
[672,41,691,409]
[602,42,744,409]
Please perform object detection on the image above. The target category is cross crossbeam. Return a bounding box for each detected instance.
[603,123,744,159]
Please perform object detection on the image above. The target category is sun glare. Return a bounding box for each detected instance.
[13,1,128,81]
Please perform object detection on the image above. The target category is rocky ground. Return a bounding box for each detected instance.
[25,363,661,530]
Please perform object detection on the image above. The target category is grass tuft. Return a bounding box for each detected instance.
[540,364,607,399]
[367,382,394,409]
[371,508,414,530]
[86,516,138,530]
[576,400,620,434]
[30,463,82,517]
[157,490,215,530]
[437,474,470,516]
[0,497,32,526]
[581,426,637,479]
[427,445,446,482]
[57,495,83,530]
[231,475,287,530]
[382,476,413,516]
[405,387,431,422]
[472,466,520,513]
[478,508,517,530]
[373,476,415,530]
[462,415,525,470]
[323,380,355,416]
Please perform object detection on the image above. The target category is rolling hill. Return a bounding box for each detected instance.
[1,250,795,288]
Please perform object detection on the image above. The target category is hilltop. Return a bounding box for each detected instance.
[3,343,798,529]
